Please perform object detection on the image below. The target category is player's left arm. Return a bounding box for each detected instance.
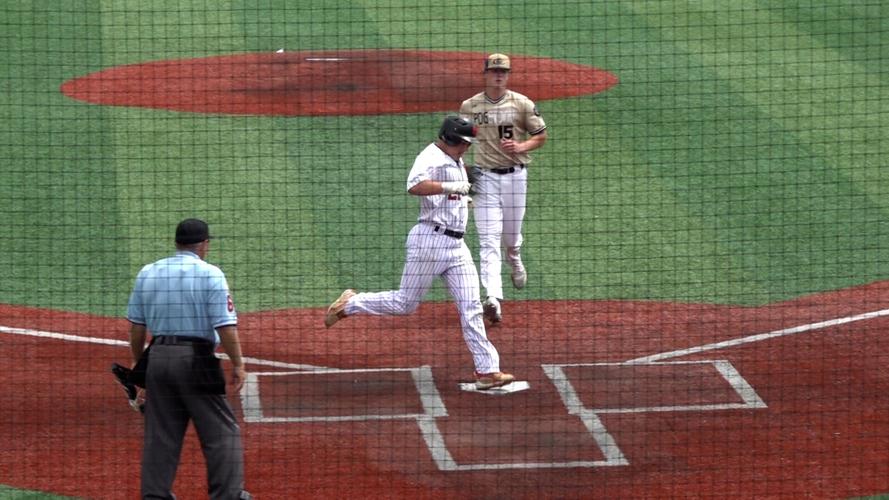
[501,99,547,154]
[500,128,546,154]
[217,325,246,392]
[516,129,547,153]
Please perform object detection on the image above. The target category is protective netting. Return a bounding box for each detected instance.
[2,2,888,498]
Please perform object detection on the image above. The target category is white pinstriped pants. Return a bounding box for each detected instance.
[345,223,501,374]
[473,166,528,300]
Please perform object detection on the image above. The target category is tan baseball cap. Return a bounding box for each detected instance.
[484,53,511,71]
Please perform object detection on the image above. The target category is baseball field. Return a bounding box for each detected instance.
[2,1,889,498]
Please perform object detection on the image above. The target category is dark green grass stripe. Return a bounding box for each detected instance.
[763,0,889,75]
[238,0,390,51]
[0,485,78,499]
[626,2,889,203]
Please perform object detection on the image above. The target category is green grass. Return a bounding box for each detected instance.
[0,485,77,499]
[1,0,887,317]
[2,1,889,498]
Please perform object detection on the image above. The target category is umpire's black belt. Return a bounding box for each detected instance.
[489,164,526,175]
[433,225,464,239]
[153,335,212,346]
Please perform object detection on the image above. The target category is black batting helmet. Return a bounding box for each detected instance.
[438,115,477,146]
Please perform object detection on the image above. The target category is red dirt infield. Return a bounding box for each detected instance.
[2,281,889,498]
[59,50,618,116]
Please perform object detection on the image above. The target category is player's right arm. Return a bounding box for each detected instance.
[129,322,148,366]
[408,180,469,196]
[126,268,149,365]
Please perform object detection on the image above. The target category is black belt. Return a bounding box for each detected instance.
[489,164,525,175]
[153,336,212,346]
[433,225,464,239]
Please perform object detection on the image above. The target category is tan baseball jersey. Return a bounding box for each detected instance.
[460,90,546,169]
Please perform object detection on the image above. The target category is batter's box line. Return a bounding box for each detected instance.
[542,360,766,468]
[543,360,767,415]
[239,364,628,470]
[240,365,447,423]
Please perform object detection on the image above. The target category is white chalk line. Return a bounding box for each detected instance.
[4,307,888,470]
[0,325,331,371]
[4,305,888,379]
[625,307,889,364]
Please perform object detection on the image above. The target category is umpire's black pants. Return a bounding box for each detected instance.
[142,343,245,500]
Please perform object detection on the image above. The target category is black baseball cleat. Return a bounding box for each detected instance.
[111,363,145,413]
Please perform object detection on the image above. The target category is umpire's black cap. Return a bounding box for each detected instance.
[175,218,212,244]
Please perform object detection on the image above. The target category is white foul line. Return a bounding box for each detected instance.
[0,325,127,347]
[7,306,887,372]
[626,307,889,364]
[0,325,332,371]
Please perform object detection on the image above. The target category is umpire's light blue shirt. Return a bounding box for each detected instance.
[127,251,237,344]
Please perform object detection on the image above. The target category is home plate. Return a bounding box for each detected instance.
[459,381,530,394]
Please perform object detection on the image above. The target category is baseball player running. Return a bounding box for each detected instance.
[460,53,547,323]
[324,115,515,390]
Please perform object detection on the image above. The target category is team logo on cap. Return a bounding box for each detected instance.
[485,53,511,71]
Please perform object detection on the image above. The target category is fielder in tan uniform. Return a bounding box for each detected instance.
[460,53,547,322]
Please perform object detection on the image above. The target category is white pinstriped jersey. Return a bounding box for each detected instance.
[460,90,547,168]
[406,142,470,232]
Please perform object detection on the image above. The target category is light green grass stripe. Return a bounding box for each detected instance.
[96,1,253,314]
[627,0,889,205]
[97,0,244,61]
[524,95,765,303]
[598,1,889,304]
[0,1,132,315]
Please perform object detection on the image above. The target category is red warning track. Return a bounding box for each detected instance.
[2,282,889,498]
[59,50,618,116]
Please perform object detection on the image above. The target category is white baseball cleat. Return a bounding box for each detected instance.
[507,248,526,289]
[324,289,356,328]
[510,261,527,289]
[482,296,502,323]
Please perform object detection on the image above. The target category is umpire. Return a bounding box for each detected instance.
[127,218,250,500]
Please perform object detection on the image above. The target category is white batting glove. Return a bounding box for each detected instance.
[441,181,471,195]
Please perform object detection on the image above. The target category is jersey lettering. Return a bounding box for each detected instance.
[461,90,546,167]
